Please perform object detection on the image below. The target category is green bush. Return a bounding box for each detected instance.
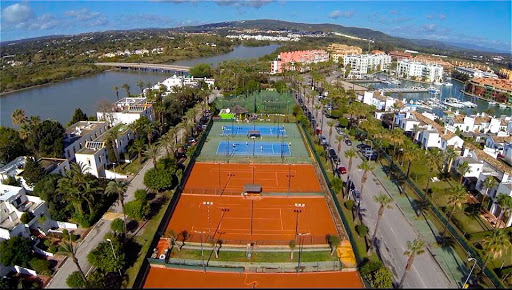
[28,258,51,275]
[48,245,57,254]
[344,200,355,210]
[339,117,349,128]
[43,239,51,247]
[329,110,342,118]
[66,271,86,288]
[20,212,32,224]
[134,189,147,201]
[110,218,124,233]
[125,199,149,221]
[355,224,369,237]
[359,259,393,288]
[349,128,356,136]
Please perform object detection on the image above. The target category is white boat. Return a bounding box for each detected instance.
[428,86,440,94]
[488,101,497,106]
[443,82,453,86]
[433,81,443,86]
[443,97,466,108]
[462,101,477,108]
[499,103,507,108]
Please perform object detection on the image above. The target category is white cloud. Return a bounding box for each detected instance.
[213,0,275,8]
[329,10,354,19]
[1,3,34,24]
[64,9,101,21]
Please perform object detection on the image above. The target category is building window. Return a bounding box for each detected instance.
[87,159,91,166]
[79,143,82,149]
[99,155,102,163]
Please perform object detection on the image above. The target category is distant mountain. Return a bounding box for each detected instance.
[440,41,509,54]
[173,19,508,56]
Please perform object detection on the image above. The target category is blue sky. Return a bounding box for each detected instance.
[1,1,510,52]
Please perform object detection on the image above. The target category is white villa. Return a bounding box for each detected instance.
[64,121,109,161]
[97,97,154,127]
[0,184,77,241]
[150,75,215,93]
[75,123,133,178]
[0,156,70,191]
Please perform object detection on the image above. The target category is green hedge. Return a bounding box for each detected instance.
[467,227,512,242]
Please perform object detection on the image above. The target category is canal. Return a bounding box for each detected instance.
[0,45,279,127]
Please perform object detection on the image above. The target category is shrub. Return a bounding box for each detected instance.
[20,212,32,224]
[43,239,51,247]
[134,189,147,201]
[28,258,51,275]
[0,236,33,267]
[344,200,355,210]
[110,218,124,233]
[349,128,356,136]
[329,110,342,118]
[125,199,149,221]
[359,259,393,288]
[66,271,86,288]
[339,117,349,128]
[48,245,57,254]
[355,224,369,237]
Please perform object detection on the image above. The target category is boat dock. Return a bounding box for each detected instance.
[379,87,429,93]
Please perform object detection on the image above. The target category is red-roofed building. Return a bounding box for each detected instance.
[270,50,329,74]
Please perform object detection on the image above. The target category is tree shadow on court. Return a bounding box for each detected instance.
[179,230,189,251]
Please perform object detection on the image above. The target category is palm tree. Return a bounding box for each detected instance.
[478,230,511,279]
[494,195,512,230]
[344,148,356,172]
[335,135,344,152]
[107,129,120,164]
[399,239,425,288]
[444,148,458,174]
[369,193,393,254]
[424,148,442,198]
[441,185,467,236]
[480,176,497,210]
[58,240,88,287]
[121,83,130,97]
[389,128,405,167]
[327,120,335,141]
[113,86,119,101]
[158,133,175,158]
[358,160,375,198]
[144,143,160,168]
[402,145,419,178]
[11,108,27,127]
[130,138,146,164]
[137,79,145,95]
[411,124,420,143]
[289,240,296,260]
[457,161,470,184]
[105,180,128,235]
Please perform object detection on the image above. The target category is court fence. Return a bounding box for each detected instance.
[133,116,214,288]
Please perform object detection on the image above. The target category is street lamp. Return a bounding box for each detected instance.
[192,230,207,272]
[106,239,122,276]
[294,203,305,238]
[202,201,213,239]
[463,256,478,289]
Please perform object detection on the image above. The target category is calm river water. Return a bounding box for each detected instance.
[0,45,279,127]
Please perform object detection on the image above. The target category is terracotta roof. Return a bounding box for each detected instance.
[466,143,512,175]
[441,132,456,140]
[490,136,512,143]
[470,78,512,92]
[452,115,464,124]
[474,116,491,125]
[412,111,444,133]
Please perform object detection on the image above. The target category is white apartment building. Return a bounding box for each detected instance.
[455,66,498,79]
[97,97,154,127]
[396,60,444,83]
[75,124,133,178]
[0,157,69,191]
[150,75,215,93]
[0,184,77,241]
[359,91,397,111]
[343,54,391,78]
[64,121,109,161]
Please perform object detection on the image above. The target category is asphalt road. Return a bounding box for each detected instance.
[297,74,453,288]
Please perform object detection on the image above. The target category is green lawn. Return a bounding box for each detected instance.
[170,248,338,263]
[125,190,173,288]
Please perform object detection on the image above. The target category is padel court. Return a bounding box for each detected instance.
[221,124,287,137]
[216,141,290,157]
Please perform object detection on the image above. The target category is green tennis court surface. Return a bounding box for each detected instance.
[198,121,311,164]
[214,90,293,114]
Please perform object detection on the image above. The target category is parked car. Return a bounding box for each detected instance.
[335,126,343,135]
[320,135,328,146]
[344,139,352,146]
[338,166,347,174]
[364,153,377,161]
[352,189,360,200]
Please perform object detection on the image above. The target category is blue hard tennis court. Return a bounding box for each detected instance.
[221,125,287,137]
[216,141,291,156]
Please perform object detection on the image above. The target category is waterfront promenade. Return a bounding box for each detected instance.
[95,62,191,72]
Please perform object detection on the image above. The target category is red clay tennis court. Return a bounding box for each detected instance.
[183,163,321,195]
[143,266,363,288]
[166,194,337,245]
